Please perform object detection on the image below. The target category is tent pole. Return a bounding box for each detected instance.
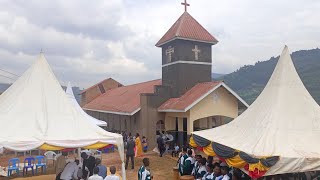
[78,147,81,161]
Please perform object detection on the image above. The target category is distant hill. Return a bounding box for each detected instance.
[218,48,320,104]
[212,73,225,79]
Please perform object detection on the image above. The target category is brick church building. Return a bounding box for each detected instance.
[81,3,248,148]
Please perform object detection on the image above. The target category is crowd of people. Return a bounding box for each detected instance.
[50,129,320,180]
[177,146,250,180]
[54,151,120,180]
[122,132,147,157]
[52,131,250,180]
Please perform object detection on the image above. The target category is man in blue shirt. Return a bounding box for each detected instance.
[95,158,106,179]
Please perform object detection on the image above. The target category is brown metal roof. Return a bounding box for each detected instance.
[83,79,161,115]
[158,81,222,111]
[156,12,218,47]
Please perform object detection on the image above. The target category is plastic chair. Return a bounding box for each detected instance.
[23,157,35,176]
[44,151,57,165]
[35,156,46,174]
[7,158,20,177]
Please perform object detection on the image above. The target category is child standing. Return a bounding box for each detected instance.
[138,158,152,180]
[142,136,148,153]
[172,144,179,157]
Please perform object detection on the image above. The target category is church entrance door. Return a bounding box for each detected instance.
[183,118,187,145]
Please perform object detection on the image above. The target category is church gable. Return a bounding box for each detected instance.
[189,86,240,121]
[80,78,123,106]
[158,81,248,112]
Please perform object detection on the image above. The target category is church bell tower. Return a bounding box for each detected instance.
[156,1,218,97]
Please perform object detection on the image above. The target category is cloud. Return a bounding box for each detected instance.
[0,0,319,88]
[0,0,133,40]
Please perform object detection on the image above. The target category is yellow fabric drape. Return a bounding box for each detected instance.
[203,144,216,156]
[39,142,109,150]
[225,155,247,168]
[39,143,65,150]
[248,161,269,172]
[189,136,198,148]
[189,135,273,173]
[83,142,109,149]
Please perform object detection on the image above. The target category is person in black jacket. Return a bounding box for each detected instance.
[81,152,96,178]
[156,135,165,157]
[125,136,136,169]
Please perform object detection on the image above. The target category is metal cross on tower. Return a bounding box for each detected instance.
[192,45,201,60]
[181,0,190,12]
[165,46,175,63]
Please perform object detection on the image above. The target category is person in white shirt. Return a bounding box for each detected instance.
[60,160,80,180]
[220,163,231,180]
[88,167,103,180]
[192,155,202,176]
[195,158,207,179]
[104,166,120,180]
[202,163,214,180]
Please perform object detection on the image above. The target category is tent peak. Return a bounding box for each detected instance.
[192,45,320,174]
[281,45,289,55]
[37,51,47,62]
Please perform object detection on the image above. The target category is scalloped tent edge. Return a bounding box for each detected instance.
[190,46,320,177]
[0,53,126,179]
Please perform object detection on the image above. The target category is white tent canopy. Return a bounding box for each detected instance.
[0,53,125,179]
[193,46,320,175]
[65,82,107,127]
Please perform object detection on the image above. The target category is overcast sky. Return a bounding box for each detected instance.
[0,0,319,88]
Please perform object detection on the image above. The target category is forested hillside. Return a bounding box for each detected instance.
[218,48,320,104]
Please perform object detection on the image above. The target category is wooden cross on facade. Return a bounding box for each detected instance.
[192,45,201,60]
[166,46,175,63]
[181,0,190,12]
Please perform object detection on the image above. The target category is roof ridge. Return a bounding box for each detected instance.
[176,12,188,37]
[122,79,161,87]
[80,78,122,94]
[97,79,161,94]
[195,80,222,85]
